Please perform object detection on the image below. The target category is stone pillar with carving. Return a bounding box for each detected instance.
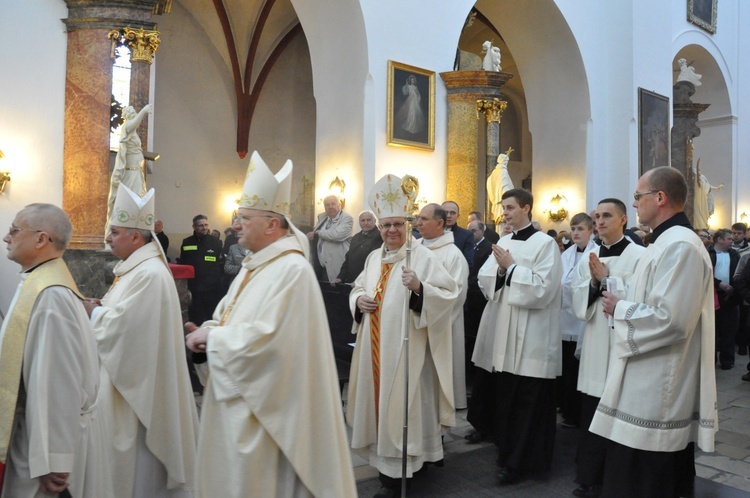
[671,80,710,225]
[440,71,512,216]
[62,1,161,249]
[477,98,508,180]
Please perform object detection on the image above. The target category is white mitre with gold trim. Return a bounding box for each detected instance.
[239,151,309,259]
[111,183,155,230]
[239,151,292,216]
[368,173,412,219]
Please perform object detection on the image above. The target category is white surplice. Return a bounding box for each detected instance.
[472,232,563,378]
[560,241,596,342]
[589,226,718,452]
[571,242,645,397]
[91,241,198,496]
[347,242,459,478]
[422,232,470,409]
[196,235,356,498]
[2,284,113,498]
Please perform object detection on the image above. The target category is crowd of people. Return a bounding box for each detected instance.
[0,162,733,498]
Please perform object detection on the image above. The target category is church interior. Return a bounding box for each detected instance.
[3,0,750,494]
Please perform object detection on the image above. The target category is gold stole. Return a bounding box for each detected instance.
[0,258,82,464]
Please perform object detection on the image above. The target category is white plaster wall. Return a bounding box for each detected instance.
[0,0,68,316]
[296,0,475,217]
[479,0,592,231]
[152,3,316,260]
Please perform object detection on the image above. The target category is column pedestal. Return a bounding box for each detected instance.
[440,71,512,215]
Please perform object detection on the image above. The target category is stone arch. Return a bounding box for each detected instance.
[672,38,735,226]
[474,0,591,227]
[290,0,370,209]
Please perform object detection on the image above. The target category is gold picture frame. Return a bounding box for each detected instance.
[386,60,435,151]
[687,0,717,34]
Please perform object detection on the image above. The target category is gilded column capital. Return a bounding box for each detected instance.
[108,27,161,64]
[476,98,508,124]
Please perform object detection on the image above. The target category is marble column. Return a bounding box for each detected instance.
[440,71,512,216]
[62,1,159,249]
[477,98,508,182]
[671,80,710,225]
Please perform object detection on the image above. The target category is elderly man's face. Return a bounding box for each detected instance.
[359,213,375,232]
[379,217,407,250]
[468,221,483,243]
[4,214,38,268]
[193,218,210,236]
[154,220,163,233]
[416,205,444,240]
[324,196,341,219]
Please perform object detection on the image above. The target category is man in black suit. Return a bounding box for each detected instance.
[468,211,500,244]
[442,200,474,269]
[464,219,495,443]
[709,228,741,369]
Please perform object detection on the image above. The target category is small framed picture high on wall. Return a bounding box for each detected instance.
[687,0,717,34]
[638,88,670,176]
[386,60,435,151]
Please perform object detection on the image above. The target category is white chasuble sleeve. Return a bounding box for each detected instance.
[503,235,563,309]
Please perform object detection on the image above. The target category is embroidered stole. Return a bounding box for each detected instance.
[0,258,82,465]
[369,262,394,422]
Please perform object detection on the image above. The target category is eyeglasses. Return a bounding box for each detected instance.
[379,222,406,230]
[633,190,659,201]
[7,226,53,242]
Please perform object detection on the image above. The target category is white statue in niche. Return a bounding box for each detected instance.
[105,103,153,239]
[676,58,702,87]
[486,149,515,224]
[481,41,501,72]
[693,158,724,230]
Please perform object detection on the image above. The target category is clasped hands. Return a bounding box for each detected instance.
[185,321,209,353]
[589,253,621,317]
[357,266,421,313]
[492,245,513,273]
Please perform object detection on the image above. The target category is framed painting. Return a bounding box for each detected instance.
[387,60,435,150]
[638,88,670,176]
[687,0,717,34]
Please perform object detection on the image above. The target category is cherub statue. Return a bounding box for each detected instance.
[676,58,702,87]
[481,41,502,72]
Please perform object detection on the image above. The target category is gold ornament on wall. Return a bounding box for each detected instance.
[108,27,161,65]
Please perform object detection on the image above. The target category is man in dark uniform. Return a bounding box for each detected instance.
[179,214,224,325]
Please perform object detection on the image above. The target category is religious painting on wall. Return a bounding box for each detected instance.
[638,88,670,176]
[687,0,717,34]
[387,60,435,150]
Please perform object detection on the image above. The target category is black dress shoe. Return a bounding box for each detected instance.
[373,486,398,498]
[720,364,734,370]
[742,371,750,381]
[497,467,520,485]
[572,484,601,497]
[464,431,485,443]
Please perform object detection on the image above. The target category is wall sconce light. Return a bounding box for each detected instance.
[329,176,346,209]
[547,194,568,222]
[0,150,10,194]
[741,212,748,223]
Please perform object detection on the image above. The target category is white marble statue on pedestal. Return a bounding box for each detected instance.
[105,104,153,240]
[486,149,515,224]
[693,158,723,230]
[676,58,702,87]
[481,41,501,72]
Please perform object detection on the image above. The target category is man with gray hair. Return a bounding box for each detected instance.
[308,195,353,282]
[83,185,199,497]
[1,204,112,497]
[331,210,382,285]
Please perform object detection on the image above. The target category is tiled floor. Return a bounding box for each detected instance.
[348,361,750,497]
